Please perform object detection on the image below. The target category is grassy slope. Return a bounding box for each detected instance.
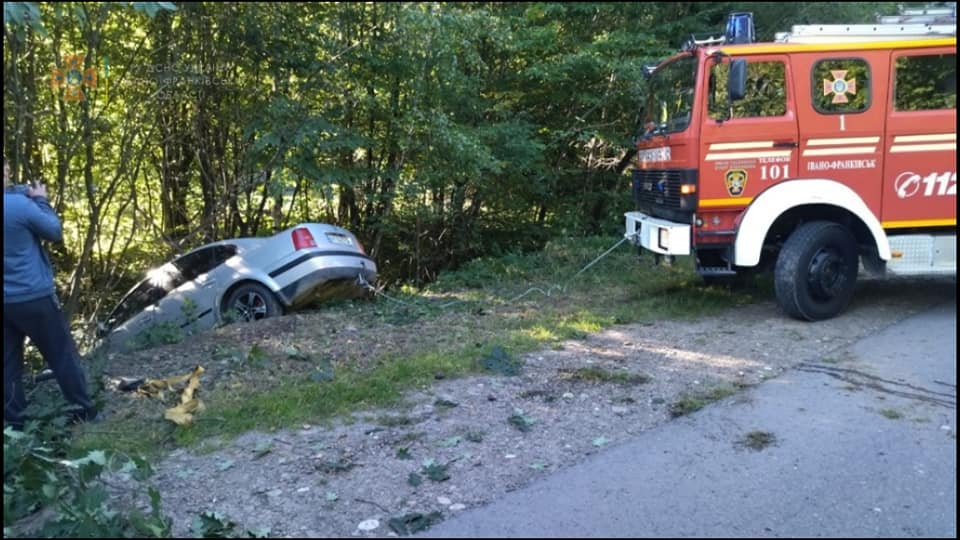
[74,236,763,457]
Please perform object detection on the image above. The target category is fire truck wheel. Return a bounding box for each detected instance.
[774,221,859,321]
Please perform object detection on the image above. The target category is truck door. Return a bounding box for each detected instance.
[795,51,889,215]
[882,48,956,228]
[700,54,799,212]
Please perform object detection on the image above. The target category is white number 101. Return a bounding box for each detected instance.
[761,164,789,180]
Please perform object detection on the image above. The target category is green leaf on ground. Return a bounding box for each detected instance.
[507,410,536,432]
[252,442,272,459]
[316,458,354,474]
[309,358,335,382]
[387,512,443,536]
[284,346,311,362]
[191,511,237,538]
[433,399,459,409]
[247,344,267,366]
[422,462,450,482]
[439,436,462,448]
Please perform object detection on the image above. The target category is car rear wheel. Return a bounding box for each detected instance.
[223,283,281,323]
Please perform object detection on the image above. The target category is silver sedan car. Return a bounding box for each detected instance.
[98,223,377,352]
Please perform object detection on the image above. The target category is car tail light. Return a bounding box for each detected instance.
[356,240,366,255]
[292,227,317,250]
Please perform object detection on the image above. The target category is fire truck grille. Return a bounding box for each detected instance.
[631,168,698,214]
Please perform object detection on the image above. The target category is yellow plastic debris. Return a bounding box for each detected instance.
[137,366,206,425]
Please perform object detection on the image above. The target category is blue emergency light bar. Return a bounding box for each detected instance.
[725,12,755,44]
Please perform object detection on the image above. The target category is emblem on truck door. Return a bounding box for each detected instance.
[724,169,748,197]
[823,70,857,104]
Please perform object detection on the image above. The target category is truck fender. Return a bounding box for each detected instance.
[733,179,891,267]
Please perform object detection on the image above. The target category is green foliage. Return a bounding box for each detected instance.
[894,53,957,111]
[130,2,178,18]
[246,344,268,368]
[3,424,170,538]
[387,512,443,536]
[507,409,537,432]
[420,458,451,482]
[709,60,788,120]
[669,383,739,417]
[190,511,270,538]
[4,1,907,331]
[3,2,46,36]
[129,321,184,351]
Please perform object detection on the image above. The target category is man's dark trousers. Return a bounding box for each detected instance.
[4,295,94,428]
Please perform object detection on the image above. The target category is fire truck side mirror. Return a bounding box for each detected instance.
[729,59,747,102]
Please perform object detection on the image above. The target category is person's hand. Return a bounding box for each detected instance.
[27,182,48,199]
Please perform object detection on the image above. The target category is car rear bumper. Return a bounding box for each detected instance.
[274,251,378,308]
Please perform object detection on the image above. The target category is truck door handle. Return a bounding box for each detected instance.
[773,141,797,148]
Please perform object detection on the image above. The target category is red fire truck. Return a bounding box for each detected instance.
[625,7,957,320]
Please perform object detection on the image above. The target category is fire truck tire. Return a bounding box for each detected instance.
[774,221,859,321]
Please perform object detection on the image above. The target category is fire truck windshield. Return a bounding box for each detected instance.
[643,54,697,136]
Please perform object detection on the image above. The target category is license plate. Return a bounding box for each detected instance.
[325,233,354,246]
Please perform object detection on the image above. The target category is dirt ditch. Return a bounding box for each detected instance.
[103,278,950,537]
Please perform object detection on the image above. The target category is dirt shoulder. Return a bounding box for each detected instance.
[103,277,949,537]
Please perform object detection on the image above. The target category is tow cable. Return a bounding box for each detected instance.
[355,233,637,311]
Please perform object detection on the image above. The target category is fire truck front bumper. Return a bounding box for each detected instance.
[624,211,691,256]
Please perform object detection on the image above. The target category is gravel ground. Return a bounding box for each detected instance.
[104,277,950,537]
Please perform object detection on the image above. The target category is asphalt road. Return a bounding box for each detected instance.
[422,298,957,538]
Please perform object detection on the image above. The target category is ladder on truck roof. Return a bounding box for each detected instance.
[775,4,956,43]
[878,5,957,24]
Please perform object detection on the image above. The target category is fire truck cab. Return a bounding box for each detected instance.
[625,6,957,321]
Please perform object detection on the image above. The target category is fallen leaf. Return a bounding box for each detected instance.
[387,512,443,536]
[284,346,311,361]
[438,436,462,448]
[252,441,273,459]
[433,399,459,409]
[423,462,450,482]
[508,413,535,432]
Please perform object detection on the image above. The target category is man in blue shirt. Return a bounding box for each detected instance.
[4,157,97,430]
